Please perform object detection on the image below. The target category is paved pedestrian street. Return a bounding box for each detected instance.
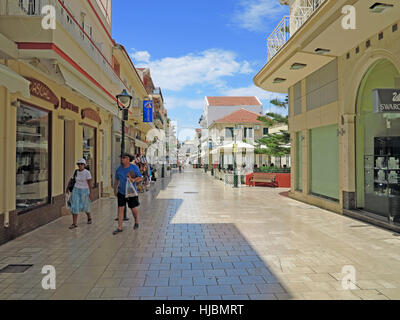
[1,169,400,300]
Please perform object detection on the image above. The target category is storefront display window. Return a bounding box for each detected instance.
[310,124,339,201]
[16,104,50,211]
[356,59,400,223]
[83,125,96,185]
[296,132,303,191]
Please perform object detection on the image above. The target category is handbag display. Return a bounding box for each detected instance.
[67,170,78,193]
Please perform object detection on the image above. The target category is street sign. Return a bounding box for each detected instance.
[143,100,153,122]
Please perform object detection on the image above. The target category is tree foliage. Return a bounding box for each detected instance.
[255,96,290,157]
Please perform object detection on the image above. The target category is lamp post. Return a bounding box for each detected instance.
[231,126,239,188]
[116,89,132,221]
[208,138,214,176]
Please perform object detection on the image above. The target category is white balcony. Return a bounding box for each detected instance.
[2,0,122,88]
[267,0,327,62]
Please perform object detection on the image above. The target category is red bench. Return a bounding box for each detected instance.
[249,173,278,188]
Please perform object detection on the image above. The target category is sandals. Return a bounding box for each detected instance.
[69,224,78,229]
[113,229,123,235]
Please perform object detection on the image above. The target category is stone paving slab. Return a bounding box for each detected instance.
[0,169,400,300]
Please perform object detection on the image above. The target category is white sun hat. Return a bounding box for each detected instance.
[77,158,87,165]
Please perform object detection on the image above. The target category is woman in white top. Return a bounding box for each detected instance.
[67,158,94,229]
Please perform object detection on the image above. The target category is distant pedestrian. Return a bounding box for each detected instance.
[113,153,143,235]
[67,158,93,229]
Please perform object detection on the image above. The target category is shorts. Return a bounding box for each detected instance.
[117,192,140,209]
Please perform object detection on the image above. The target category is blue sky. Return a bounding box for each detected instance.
[112,0,289,140]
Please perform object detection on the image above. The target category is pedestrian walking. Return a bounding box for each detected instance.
[113,153,143,235]
[66,158,93,229]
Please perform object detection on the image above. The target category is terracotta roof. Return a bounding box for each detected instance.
[214,109,263,124]
[206,96,261,106]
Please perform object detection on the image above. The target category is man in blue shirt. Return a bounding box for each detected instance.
[113,153,142,235]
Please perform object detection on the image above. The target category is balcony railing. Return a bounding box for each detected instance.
[267,0,326,62]
[95,0,111,25]
[3,0,125,88]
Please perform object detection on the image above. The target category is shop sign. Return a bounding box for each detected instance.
[143,100,153,123]
[61,97,79,113]
[373,89,400,113]
[81,108,102,124]
[25,77,59,108]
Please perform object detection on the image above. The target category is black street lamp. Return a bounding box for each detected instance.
[116,89,133,157]
[116,89,132,221]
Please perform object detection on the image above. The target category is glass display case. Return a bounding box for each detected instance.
[364,137,400,224]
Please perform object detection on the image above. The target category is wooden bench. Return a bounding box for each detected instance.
[249,173,278,188]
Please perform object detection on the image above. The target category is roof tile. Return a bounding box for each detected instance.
[214,109,263,124]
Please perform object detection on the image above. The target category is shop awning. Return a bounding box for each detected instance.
[135,139,148,149]
[58,63,117,116]
[221,142,255,150]
[0,64,30,98]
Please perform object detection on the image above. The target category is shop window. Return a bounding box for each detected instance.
[244,128,253,139]
[296,132,303,191]
[225,127,234,139]
[16,104,50,212]
[356,59,400,220]
[310,125,339,201]
[83,125,96,186]
[286,154,291,168]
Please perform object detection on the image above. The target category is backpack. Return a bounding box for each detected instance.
[67,170,78,193]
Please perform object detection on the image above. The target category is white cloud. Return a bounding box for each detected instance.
[131,49,254,91]
[223,84,284,101]
[164,96,205,111]
[131,50,151,63]
[233,0,287,32]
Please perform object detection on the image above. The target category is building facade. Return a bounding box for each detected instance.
[255,0,400,228]
[199,96,264,167]
[0,0,160,244]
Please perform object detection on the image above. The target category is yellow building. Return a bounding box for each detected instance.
[0,0,153,243]
[255,0,400,230]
